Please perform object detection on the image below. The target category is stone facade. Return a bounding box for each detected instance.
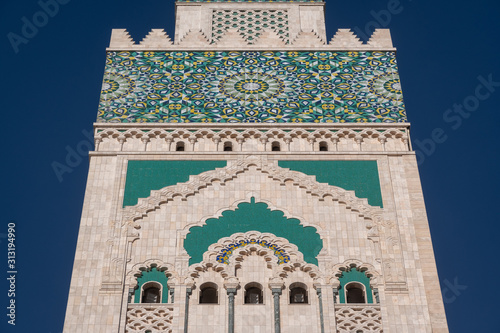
[63,1,448,332]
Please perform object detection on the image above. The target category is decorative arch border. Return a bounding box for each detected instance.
[186,231,324,288]
[328,259,381,289]
[205,231,303,265]
[126,259,180,288]
[123,156,383,230]
[183,195,326,232]
[184,200,322,265]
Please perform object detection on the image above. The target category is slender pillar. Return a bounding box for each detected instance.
[169,288,175,304]
[271,288,282,333]
[374,288,380,304]
[316,288,325,333]
[332,288,338,304]
[184,288,192,333]
[227,288,237,333]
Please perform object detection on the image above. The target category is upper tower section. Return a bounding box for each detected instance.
[99,0,405,124]
[174,0,326,45]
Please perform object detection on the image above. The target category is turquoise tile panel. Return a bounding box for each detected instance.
[123,160,227,207]
[278,160,383,207]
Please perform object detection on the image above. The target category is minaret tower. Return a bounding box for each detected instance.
[64,1,449,332]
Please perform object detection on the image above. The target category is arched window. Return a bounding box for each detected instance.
[142,283,161,303]
[271,141,281,151]
[133,267,169,304]
[337,267,374,304]
[244,283,263,304]
[223,142,233,151]
[199,283,218,304]
[289,283,308,304]
[319,141,328,151]
[346,282,366,304]
[176,141,185,151]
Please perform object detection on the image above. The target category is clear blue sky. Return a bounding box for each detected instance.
[1,0,499,332]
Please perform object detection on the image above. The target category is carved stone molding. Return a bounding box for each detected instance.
[186,231,324,284]
[126,259,180,287]
[328,259,381,288]
[122,156,383,231]
[95,127,409,152]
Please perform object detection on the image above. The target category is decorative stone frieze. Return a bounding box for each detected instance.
[125,304,175,333]
[335,304,383,333]
[94,126,409,152]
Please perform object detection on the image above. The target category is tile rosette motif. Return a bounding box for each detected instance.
[98,51,405,123]
[216,238,291,264]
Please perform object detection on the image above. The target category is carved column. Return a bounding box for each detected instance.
[271,288,282,333]
[227,288,237,333]
[316,288,325,333]
[184,287,192,333]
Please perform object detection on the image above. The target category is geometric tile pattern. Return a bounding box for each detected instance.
[216,238,291,264]
[212,9,289,44]
[98,51,405,123]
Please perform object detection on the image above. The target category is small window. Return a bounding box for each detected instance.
[271,141,281,151]
[142,285,161,303]
[319,141,328,151]
[346,283,366,304]
[176,142,185,151]
[223,142,233,151]
[200,283,218,304]
[244,283,263,304]
[290,287,308,304]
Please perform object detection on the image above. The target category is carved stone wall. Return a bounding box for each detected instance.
[126,304,175,333]
[335,304,383,333]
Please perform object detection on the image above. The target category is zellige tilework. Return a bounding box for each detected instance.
[98,51,406,123]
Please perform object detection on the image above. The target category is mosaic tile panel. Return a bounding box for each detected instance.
[98,51,406,123]
[212,9,288,44]
[216,239,291,264]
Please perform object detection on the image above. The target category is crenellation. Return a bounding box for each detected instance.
[139,29,173,47]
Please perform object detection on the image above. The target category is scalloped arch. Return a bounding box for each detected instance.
[184,198,323,265]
